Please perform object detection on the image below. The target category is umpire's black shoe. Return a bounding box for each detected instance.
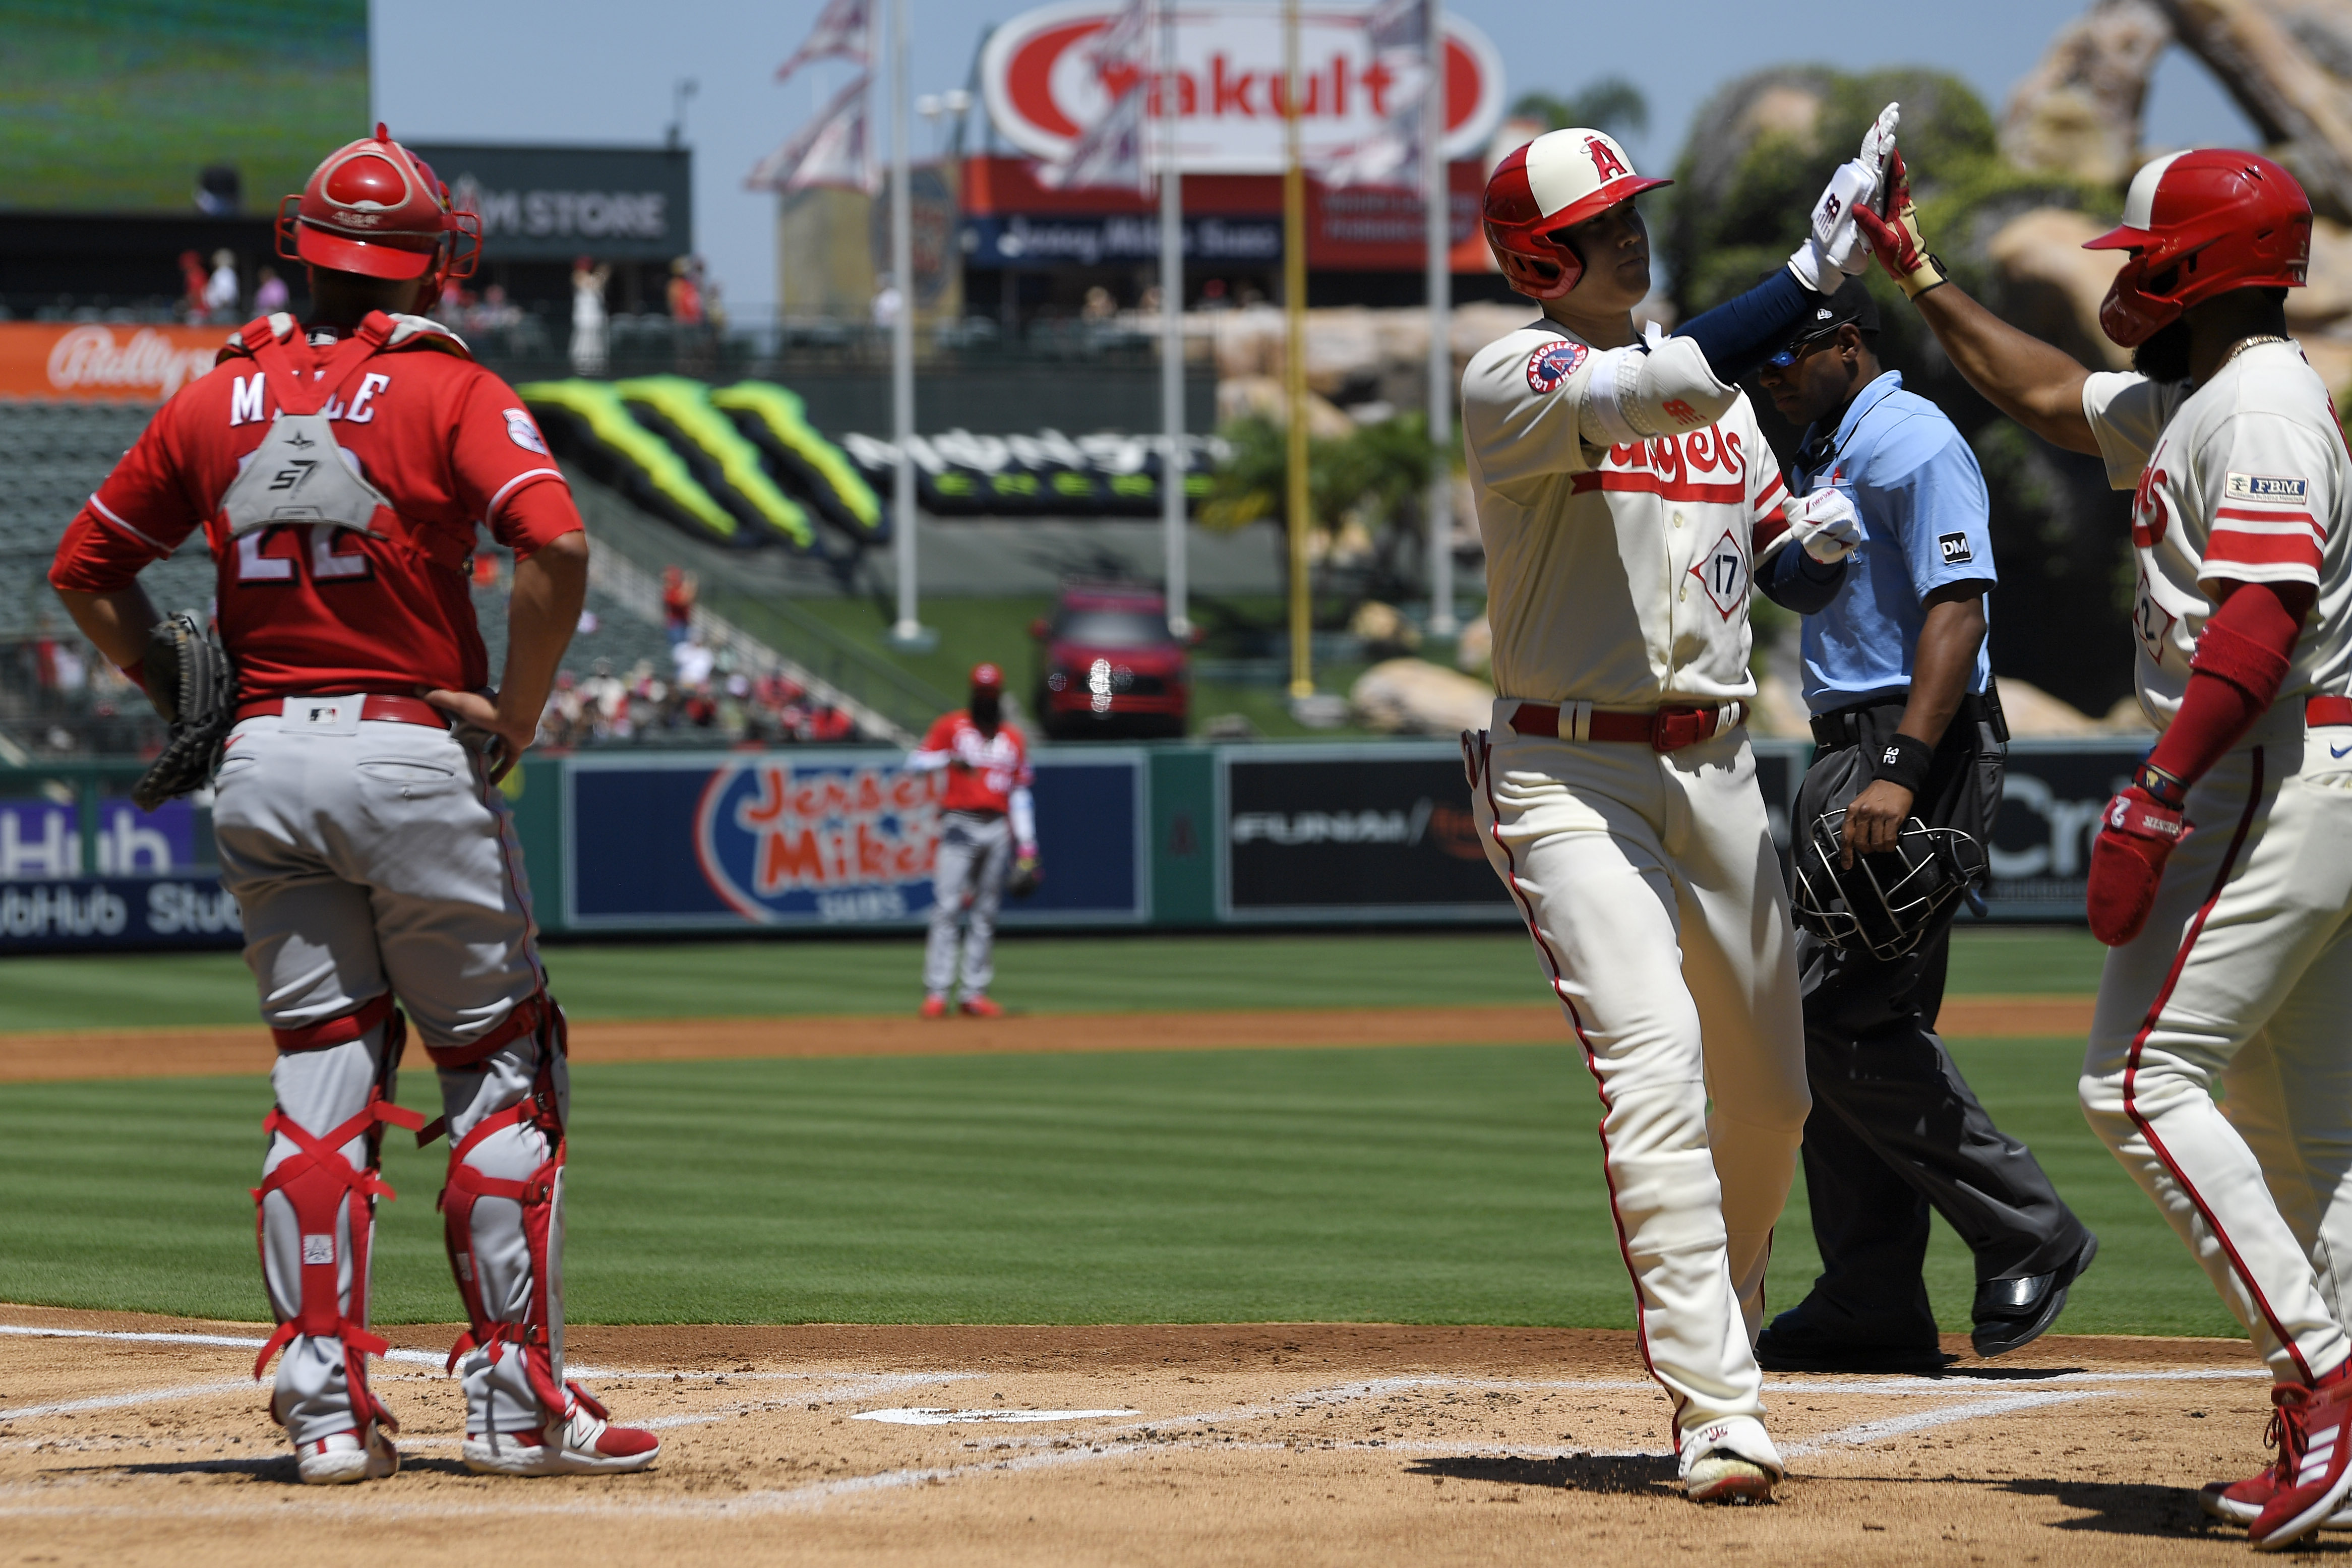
[1754,1304,1949,1375]
[1971,1231,2098,1358]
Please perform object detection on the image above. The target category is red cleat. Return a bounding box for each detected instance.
[959,995,1004,1018]
[2251,1370,2352,1549]
[920,996,949,1019]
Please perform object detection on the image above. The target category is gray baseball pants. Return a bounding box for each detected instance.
[924,808,1012,998]
[215,703,563,1448]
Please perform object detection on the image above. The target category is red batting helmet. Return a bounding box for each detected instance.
[2082,149,2310,347]
[1482,129,1670,300]
[276,124,481,288]
[970,663,1004,692]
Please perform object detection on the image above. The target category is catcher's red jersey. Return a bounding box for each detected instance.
[48,311,578,701]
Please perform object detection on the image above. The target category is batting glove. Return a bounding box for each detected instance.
[2085,785,2187,946]
[1786,102,1899,292]
[1788,489,1864,564]
[1852,147,1949,299]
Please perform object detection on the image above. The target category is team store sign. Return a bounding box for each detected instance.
[980,0,1504,173]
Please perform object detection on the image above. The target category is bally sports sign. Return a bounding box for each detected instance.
[980,0,1505,174]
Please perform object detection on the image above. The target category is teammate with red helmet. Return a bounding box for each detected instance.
[48,127,658,1485]
[1456,108,1900,1504]
[1860,148,2352,1548]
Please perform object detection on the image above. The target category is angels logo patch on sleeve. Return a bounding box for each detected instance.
[1525,338,1589,395]
[503,408,549,455]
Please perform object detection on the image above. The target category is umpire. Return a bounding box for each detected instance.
[1752,278,2097,1370]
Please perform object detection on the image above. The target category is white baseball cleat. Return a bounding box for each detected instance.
[296,1426,398,1485]
[1678,1415,1784,1504]
[463,1383,660,1477]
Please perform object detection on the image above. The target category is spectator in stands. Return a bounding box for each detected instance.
[203,250,239,320]
[253,265,289,316]
[178,251,210,322]
[672,632,715,689]
[667,258,703,326]
[661,566,697,645]
[871,274,904,329]
[570,258,611,377]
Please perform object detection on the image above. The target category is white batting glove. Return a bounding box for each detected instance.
[1785,101,1900,291]
[1789,488,1864,564]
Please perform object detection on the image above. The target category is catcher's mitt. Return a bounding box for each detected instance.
[133,612,237,811]
[1008,852,1043,899]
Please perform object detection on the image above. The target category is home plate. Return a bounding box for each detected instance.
[854,1407,1139,1425]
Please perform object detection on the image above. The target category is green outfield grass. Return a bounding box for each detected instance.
[0,926,2107,1034]
[0,1033,2230,1340]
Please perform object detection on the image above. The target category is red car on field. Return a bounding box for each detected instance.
[1031,584,1191,740]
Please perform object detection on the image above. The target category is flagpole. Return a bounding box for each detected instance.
[1158,0,1188,641]
[886,0,930,650]
[1282,0,1311,702]
[1422,0,1455,638]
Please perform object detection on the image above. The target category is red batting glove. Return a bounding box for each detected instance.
[2085,786,2188,946]
[1852,149,1948,300]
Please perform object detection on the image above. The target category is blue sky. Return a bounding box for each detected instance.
[373,0,2260,314]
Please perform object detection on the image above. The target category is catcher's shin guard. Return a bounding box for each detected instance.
[434,997,572,1438]
[251,1000,423,1447]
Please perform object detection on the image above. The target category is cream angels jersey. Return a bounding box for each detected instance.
[1461,325,1791,707]
[2082,340,2352,725]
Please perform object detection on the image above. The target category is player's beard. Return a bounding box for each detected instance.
[970,691,1002,733]
[2132,320,2191,383]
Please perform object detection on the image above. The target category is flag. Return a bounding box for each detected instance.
[747,73,873,192]
[1038,0,1154,194]
[774,0,871,84]
[1317,0,1431,191]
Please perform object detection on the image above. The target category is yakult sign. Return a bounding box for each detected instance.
[981,1,1504,173]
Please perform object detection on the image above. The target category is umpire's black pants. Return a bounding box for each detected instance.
[1791,695,2089,1346]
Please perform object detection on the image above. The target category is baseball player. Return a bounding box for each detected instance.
[910,662,1038,1017]
[1462,114,1894,1503]
[1859,146,2352,1548]
[47,127,657,1484]
[1751,276,2096,1373]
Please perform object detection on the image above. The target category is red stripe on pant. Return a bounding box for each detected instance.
[1476,733,1680,1436]
[2118,748,2308,1378]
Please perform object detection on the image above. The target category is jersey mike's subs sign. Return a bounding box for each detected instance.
[981,0,1504,174]
[0,322,230,401]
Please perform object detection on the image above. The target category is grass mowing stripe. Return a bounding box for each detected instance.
[0,1036,2235,1339]
[0,928,2109,1034]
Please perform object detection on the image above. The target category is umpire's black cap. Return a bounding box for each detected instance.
[1788,275,1880,349]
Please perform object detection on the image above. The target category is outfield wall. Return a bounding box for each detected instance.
[0,737,2146,951]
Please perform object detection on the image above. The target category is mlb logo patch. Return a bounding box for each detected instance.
[1938,531,1974,565]
[2224,471,2310,505]
[1525,338,1589,394]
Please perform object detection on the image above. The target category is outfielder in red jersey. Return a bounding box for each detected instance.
[908,663,1038,1017]
[49,126,657,1486]
[1862,147,2352,1549]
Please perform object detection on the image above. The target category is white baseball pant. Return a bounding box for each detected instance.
[925,808,1013,999]
[215,704,564,1446]
[1466,712,1810,1442]
[2079,707,2352,1384]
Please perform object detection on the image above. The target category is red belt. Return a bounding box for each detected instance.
[2311,696,2352,727]
[236,693,451,729]
[1506,699,1747,753]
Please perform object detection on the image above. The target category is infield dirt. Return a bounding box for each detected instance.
[0,1304,2289,1566]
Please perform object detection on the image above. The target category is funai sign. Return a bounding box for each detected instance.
[410,144,694,263]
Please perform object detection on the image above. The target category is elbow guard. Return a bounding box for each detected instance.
[1581,327,1740,449]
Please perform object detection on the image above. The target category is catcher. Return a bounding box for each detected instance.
[48,126,657,1484]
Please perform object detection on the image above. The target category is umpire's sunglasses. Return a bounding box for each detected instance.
[1766,325,1847,370]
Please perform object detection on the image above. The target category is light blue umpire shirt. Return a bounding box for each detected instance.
[1786,369,1997,714]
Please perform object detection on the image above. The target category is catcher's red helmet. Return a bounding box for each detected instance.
[2083,149,2310,347]
[276,124,481,288]
[1482,129,1669,300]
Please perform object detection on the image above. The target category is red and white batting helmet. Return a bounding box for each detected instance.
[275,124,481,287]
[2083,149,2310,347]
[1482,129,1670,300]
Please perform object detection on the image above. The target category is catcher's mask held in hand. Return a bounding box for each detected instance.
[1792,807,1989,962]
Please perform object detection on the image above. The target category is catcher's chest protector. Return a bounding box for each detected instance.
[218,411,393,538]
[217,315,398,540]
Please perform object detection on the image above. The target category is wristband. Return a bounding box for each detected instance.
[2135,761,2189,811]
[1869,733,1934,796]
